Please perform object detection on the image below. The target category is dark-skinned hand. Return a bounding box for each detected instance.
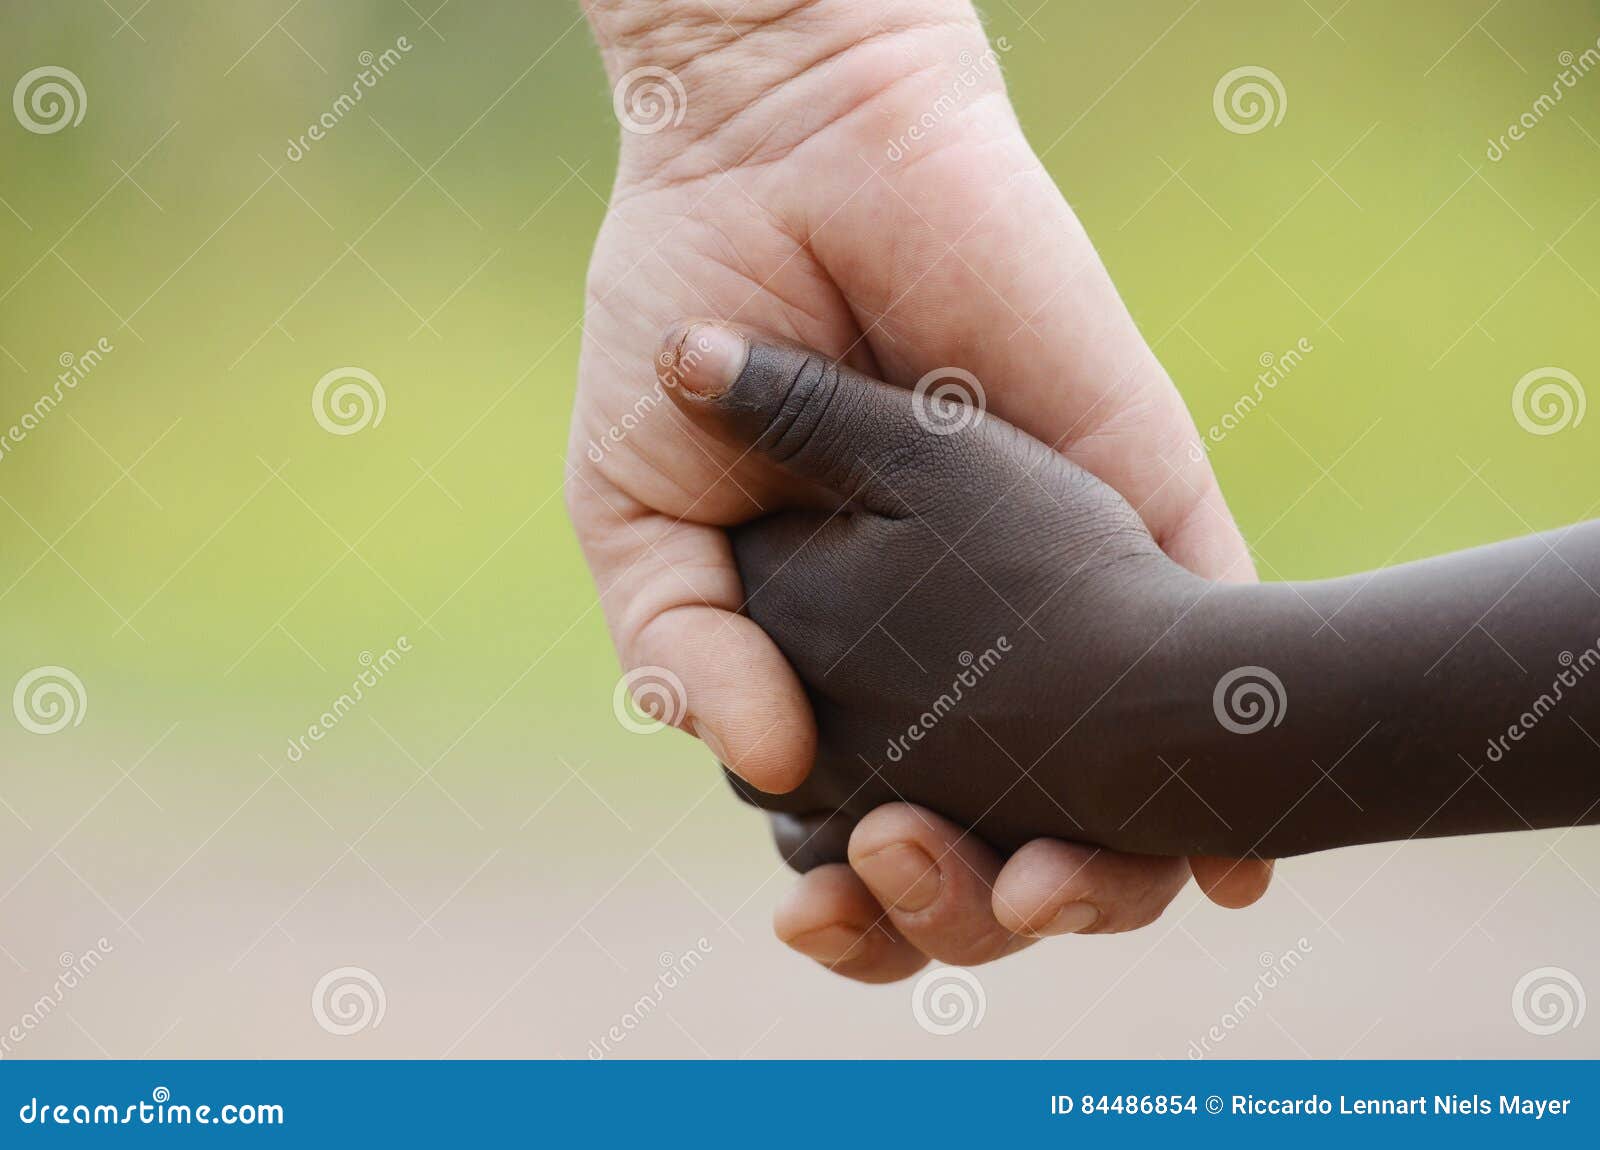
[664,324,1600,864]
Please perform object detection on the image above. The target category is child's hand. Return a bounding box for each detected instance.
[665,323,1220,858]
[667,324,1600,866]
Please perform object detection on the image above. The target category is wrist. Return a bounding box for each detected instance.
[1080,572,1299,857]
[586,0,979,73]
[587,0,991,179]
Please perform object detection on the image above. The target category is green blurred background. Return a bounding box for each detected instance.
[1,1,1597,1058]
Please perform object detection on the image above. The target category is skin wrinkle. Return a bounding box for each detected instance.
[845,808,1036,962]
[719,26,982,167]
[587,0,835,72]
[587,198,849,395]
[612,18,988,191]
[686,226,838,335]
[696,214,797,302]
[625,53,968,196]
[773,860,922,977]
[872,89,1022,190]
[1155,469,1246,578]
[569,387,728,515]
[610,539,742,657]
[607,160,812,269]
[765,359,844,470]
[1060,864,1186,935]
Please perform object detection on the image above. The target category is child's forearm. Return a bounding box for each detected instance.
[729,521,1600,864]
[1104,522,1600,858]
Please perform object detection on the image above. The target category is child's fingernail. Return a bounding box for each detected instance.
[663,322,747,398]
[788,924,872,966]
[855,843,942,913]
[1034,901,1099,936]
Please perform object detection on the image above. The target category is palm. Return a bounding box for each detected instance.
[575,179,860,526]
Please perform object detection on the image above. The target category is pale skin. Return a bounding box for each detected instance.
[571,0,1273,982]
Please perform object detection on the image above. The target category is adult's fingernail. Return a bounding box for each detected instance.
[1033,901,1100,936]
[787,924,872,966]
[854,843,942,913]
[663,322,747,398]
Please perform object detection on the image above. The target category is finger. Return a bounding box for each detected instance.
[991,839,1191,936]
[847,804,1030,967]
[659,321,1001,516]
[774,864,928,984]
[1190,856,1276,909]
[768,810,856,873]
[566,466,814,793]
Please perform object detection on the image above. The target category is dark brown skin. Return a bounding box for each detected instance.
[666,329,1600,866]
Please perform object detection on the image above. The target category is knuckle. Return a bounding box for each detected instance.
[757,354,844,467]
[917,922,1015,967]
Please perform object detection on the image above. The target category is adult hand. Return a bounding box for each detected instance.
[572,0,1272,983]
